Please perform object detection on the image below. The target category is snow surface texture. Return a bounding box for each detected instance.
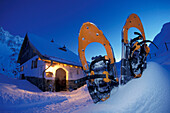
[0,73,92,113]
[0,27,23,78]
[75,62,170,113]
[0,62,169,113]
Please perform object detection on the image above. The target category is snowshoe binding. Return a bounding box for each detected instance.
[76,22,119,103]
[121,13,158,84]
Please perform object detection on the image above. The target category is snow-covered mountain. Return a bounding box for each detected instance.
[149,22,170,53]
[148,22,170,70]
[0,26,24,78]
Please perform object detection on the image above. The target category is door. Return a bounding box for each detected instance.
[55,68,66,91]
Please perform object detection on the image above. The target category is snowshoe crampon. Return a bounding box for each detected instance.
[76,22,119,103]
[121,13,158,84]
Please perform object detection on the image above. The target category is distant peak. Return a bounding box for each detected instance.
[162,22,170,28]
[160,22,170,34]
[0,26,4,32]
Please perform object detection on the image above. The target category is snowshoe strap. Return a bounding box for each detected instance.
[131,42,141,57]
[74,74,117,84]
[103,71,111,83]
[137,40,159,49]
[130,32,143,45]
[90,56,110,72]
[101,95,110,101]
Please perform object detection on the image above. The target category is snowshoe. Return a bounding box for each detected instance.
[75,22,119,103]
[121,13,158,84]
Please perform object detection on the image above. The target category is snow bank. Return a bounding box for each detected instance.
[0,73,92,113]
[1,62,170,113]
[75,62,170,113]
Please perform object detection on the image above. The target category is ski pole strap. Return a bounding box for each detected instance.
[74,74,115,84]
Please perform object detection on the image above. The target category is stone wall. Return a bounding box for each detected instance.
[25,76,44,91]
[25,76,86,92]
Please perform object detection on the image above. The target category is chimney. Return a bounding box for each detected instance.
[59,45,67,51]
[51,38,54,43]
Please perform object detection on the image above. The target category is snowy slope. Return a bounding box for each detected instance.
[0,26,23,78]
[0,62,169,113]
[148,22,170,70]
[75,62,170,113]
[0,73,92,113]
[149,22,170,54]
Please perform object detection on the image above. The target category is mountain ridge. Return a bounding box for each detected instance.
[0,26,24,78]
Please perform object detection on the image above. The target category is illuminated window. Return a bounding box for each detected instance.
[20,66,24,72]
[46,72,53,77]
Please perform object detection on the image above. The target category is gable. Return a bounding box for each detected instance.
[17,34,37,65]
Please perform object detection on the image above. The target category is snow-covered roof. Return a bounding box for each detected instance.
[27,33,82,67]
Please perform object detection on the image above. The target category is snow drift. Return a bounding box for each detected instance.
[75,62,170,113]
[0,73,92,113]
[0,62,169,113]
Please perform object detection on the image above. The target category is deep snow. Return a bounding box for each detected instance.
[75,62,170,113]
[0,73,92,113]
[0,62,170,113]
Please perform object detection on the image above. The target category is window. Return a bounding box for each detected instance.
[31,61,34,69]
[34,58,38,68]
[46,72,53,77]
[77,69,80,75]
[31,58,38,69]
[20,66,24,72]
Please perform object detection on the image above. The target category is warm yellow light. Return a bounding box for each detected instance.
[70,65,73,67]
[45,64,69,80]
[64,64,67,66]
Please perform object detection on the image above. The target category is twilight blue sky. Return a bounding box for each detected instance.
[0,0,170,62]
